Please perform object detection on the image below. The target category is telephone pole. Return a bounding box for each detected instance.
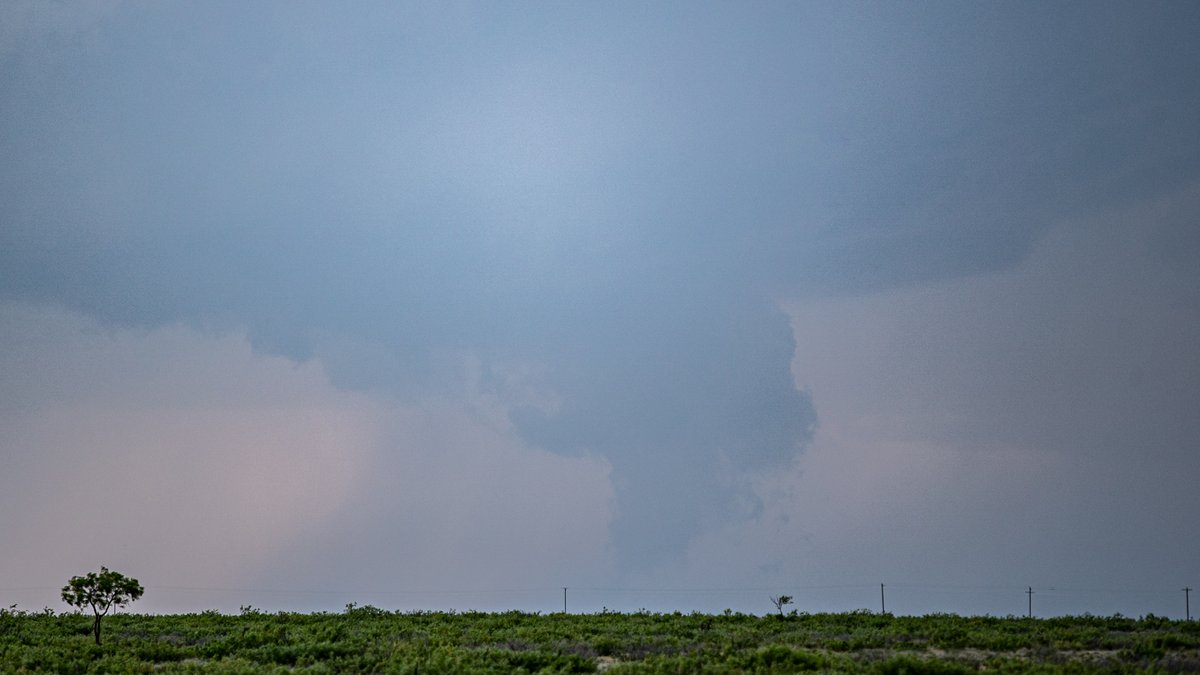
[880,583,886,614]
[563,587,568,614]
[1026,587,1034,618]
[1185,587,1192,621]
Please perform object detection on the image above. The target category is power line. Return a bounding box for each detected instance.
[6,582,1195,617]
[570,584,874,593]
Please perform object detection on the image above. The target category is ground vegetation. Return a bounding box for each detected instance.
[2,605,1198,673]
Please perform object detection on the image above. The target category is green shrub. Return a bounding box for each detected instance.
[738,645,827,671]
[871,655,972,675]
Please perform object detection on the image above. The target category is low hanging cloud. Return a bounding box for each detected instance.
[641,183,1200,616]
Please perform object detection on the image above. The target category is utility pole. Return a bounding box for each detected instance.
[563,587,568,614]
[1185,587,1192,621]
[1026,587,1034,618]
[880,583,886,614]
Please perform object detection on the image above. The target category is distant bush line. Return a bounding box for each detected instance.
[3,604,1199,673]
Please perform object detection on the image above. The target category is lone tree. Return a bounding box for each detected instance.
[61,567,143,645]
[770,594,794,617]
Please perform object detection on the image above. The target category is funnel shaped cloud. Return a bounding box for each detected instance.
[2,1,1199,595]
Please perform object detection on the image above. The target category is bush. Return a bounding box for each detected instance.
[738,645,827,671]
[871,655,972,675]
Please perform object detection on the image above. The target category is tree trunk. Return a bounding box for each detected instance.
[93,613,101,645]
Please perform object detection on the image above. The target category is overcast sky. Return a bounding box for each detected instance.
[2,1,1198,618]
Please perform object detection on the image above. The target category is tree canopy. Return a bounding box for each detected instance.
[61,566,143,644]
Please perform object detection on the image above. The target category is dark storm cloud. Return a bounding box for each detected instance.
[2,1,1198,574]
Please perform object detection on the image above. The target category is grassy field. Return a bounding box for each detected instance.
[3,604,1199,673]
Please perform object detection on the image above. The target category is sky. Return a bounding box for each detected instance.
[1,1,1198,618]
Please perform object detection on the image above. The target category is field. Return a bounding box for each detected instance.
[3,605,1199,673]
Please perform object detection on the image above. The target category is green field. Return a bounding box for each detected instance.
[3,605,1199,673]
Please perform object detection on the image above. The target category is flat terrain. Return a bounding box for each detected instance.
[2,606,1198,673]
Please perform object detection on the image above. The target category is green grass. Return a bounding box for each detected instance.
[2,605,1198,673]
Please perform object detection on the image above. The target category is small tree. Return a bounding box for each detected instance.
[770,594,793,617]
[61,567,143,645]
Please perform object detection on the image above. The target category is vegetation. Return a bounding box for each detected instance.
[59,567,144,646]
[2,604,1199,673]
[770,595,794,617]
